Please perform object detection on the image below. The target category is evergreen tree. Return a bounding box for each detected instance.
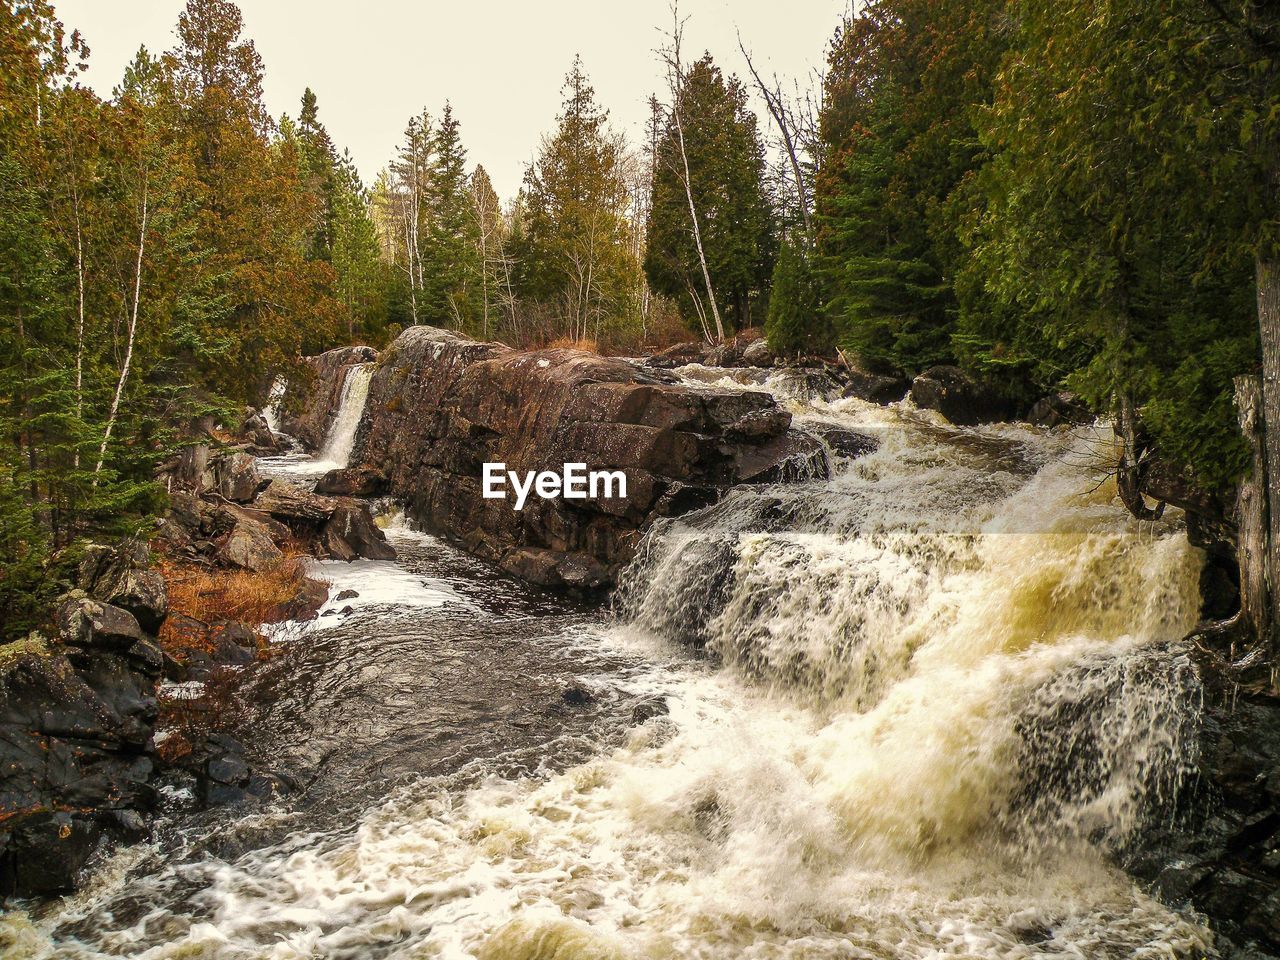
[645,54,773,334]
[168,0,341,398]
[330,150,387,341]
[766,233,825,355]
[516,57,640,342]
[421,102,482,329]
[815,0,1008,373]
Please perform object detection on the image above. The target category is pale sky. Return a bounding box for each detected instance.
[55,0,850,201]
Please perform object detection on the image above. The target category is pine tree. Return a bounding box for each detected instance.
[645,55,773,335]
[814,0,1008,374]
[766,233,825,355]
[516,57,640,343]
[421,102,482,330]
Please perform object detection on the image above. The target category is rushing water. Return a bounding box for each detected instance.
[256,363,375,481]
[2,368,1214,959]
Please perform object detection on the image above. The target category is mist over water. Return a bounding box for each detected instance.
[3,370,1214,959]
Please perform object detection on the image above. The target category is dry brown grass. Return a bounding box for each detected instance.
[545,336,599,354]
[158,549,323,641]
[154,549,329,762]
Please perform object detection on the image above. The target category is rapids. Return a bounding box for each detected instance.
[1,368,1215,959]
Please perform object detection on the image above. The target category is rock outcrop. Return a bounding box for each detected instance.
[349,327,827,588]
[841,369,910,406]
[157,449,394,568]
[0,544,167,897]
[282,345,378,450]
[1126,686,1280,958]
[910,365,1022,425]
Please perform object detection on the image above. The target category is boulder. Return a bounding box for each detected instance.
[319,501,396,562]
[840,369,910,405]
[741,338,775,366]
[218,513,284,572]
[214,451,267,504]
[1026,391,1091,428]
[238,407,279,452]
[252,479,396,563]
[347,326,821,587]
[78,541,168,634]
[314,465,387,497]
[646,341,707,368]
[806,424,879,460]
[910,365,1020,425]
[255,478,337,523]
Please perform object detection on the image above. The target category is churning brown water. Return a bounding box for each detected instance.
[2,370,1212,959]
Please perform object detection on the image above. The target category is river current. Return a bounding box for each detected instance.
[2,365,1213,959]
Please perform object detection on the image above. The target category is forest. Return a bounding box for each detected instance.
[2,0,1280,639]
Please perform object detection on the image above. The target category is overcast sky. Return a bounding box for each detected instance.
[55,0,850,201]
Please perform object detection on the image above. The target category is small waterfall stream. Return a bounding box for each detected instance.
[3,367,1214,960]
[316,363,374,470]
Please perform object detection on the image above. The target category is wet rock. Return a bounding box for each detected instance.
[630,696,669,723]
[314,465,387,497]
[282,344,378,449]
[805,424,879,460]
[561,682,595,706]
[335,589,359,602]
[348,326,815,588]
[262,576,329,623]
[215,451,267,503]
[78,541,168,634]
[734,432,830,484]
[840,369,910,405]
[1027,391,1091,428]
[207,752,249,785]
[653,482,722,517]
[646,340,707,368]
[319,500,396,562]
[166,618,257,680]
[1125,690,1280,958]
[910,365,1021,426]
[768,368,844,402]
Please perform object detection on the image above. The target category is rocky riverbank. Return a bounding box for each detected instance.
[0,544,167,897]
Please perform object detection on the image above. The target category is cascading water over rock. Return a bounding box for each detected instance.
[2,369,1215,960]
[316,362,373,470]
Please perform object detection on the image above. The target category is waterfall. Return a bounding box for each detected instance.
[316,362,373,470]
[262,375,286,434]
[13,375,1213,959]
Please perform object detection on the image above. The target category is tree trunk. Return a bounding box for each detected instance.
[1257,253,1280,649]
[1236,374,1271,644]
[95,183,148,480]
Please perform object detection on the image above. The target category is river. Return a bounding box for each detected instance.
[2,366,1213,959]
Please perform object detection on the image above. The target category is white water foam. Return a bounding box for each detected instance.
[5,372,1213,960]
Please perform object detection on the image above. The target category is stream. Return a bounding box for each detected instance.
[3,366,1214,959]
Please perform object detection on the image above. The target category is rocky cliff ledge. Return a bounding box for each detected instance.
[302,327,829,588]
[0,543,167,897]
